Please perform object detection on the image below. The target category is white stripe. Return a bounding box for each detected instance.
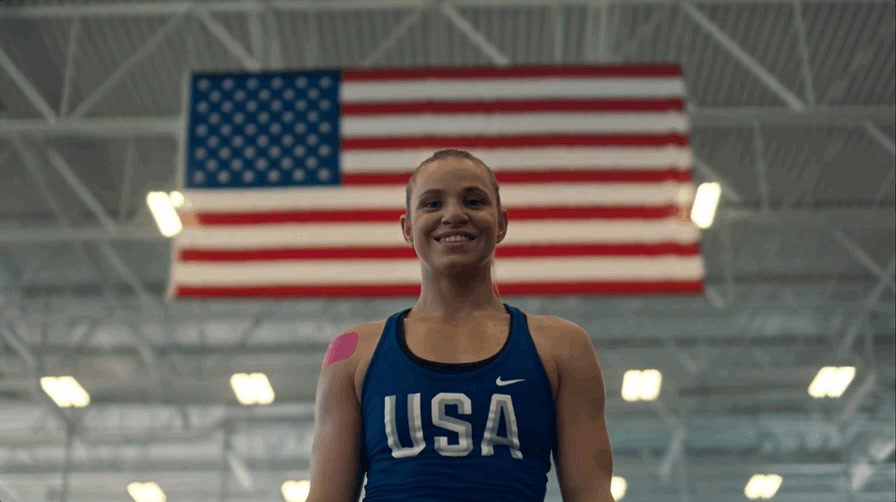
[341,77,685,102]
[183,182,693,211]
[172,255,704,287]
[341,146,692,172]
[342,112,689,137]
[174,219,699,249]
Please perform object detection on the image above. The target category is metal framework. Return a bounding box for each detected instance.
[0,1,893,501]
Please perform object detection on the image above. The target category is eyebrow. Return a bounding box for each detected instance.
[417,186,488,199]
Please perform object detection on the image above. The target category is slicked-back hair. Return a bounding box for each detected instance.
[404,149,502,218]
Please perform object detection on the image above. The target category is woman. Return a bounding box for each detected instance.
[307,149,615,501]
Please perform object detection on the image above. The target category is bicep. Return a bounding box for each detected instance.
[553,320,614,501]
[307,330,365,502]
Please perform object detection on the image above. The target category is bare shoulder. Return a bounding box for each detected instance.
[529,314,592,365]
[350,319,388,403]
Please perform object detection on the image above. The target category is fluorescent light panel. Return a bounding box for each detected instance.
[40,376,90,408]
[691,182,721,229]
[621,369,662,402]
[230,372,276,405]
[281,480,310,502]
[168,190,185,207]
[127,481,166,502]
[808,366,855,398]
[146,191,182,237]
[744,473,782,500]
[611,476,627,500]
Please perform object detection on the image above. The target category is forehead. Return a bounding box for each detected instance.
[414,157,490,195]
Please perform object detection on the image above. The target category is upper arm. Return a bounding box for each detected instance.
[551,318,615,502]
[307,327,365,502]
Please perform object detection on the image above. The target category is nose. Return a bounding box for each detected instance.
[440,199,470,225]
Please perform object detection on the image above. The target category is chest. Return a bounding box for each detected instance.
[353,314,560,405]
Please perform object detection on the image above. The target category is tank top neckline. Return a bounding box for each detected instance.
[397,303,517,373]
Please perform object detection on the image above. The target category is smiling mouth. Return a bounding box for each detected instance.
[435,236,475,243]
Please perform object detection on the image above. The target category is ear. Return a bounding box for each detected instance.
[495,208,509,245]
[399,213,413,247]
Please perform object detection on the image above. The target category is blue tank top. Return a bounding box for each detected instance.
[359,303,556,501]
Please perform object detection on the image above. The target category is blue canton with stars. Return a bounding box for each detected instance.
[185,70,341,189]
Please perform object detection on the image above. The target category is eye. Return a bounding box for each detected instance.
[424,198,483,209]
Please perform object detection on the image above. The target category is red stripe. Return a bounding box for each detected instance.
[175,279,702,298]
[341,65,683,81]
[194,204,686,225]
[179,243,700,262]
[340,98,685,115]
[342,133,688,150]
[342,168,692,185]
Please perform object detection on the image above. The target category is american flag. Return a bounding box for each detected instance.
[168,65,704,298]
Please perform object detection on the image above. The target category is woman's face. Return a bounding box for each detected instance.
[400,158,507,275]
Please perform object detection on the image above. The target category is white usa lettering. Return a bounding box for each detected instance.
[384,392,522,459]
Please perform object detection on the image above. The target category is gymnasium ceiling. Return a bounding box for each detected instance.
[0,1,893,501]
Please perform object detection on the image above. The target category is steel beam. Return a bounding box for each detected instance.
[552,3,565,63]
[225,449,254,491]
[59,17,81,117]
[0,117,179,137]
[69,10,188,118]
[659,426,687,482]
[118,139,137,224]
[681,1,805,110]
[863,122,896,157]
[1,107,892,137]
[44,149,117,231]
[850,436,896,492]
[818,26,890,106]
[247,7,266,68]
[717,206,895,230]
[836,257,896,357]
[17,141,168,394]
[264,2,284,68]
[583,1,596,61]
[616,6,667,60]
[791,0,815,106]
[301,8,320,67]
[596,1,612,62]
[60,423,73,502]
[719,227,735,305]
[6,489,895,502]
[867,114,896,209]
[834,371,878,428]
[830,229,896,294]
[1,0,892,19]
[361,4,428,67]
[0,485,23,502]
[0,320,75,431]
[873,167,895,207]
[752,122,770,213]
[195,9,261,70]
[439,2,510,65]
[42,148,164,314]
[0,455,872,481]
[0,44,57,121]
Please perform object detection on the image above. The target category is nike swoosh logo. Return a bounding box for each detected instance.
[496,377,525,387]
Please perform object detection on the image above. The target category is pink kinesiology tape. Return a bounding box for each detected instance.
[322,331,358,368]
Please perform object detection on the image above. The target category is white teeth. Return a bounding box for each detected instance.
[439,235,473,242]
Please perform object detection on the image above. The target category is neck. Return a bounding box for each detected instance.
[409,269,504,321]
